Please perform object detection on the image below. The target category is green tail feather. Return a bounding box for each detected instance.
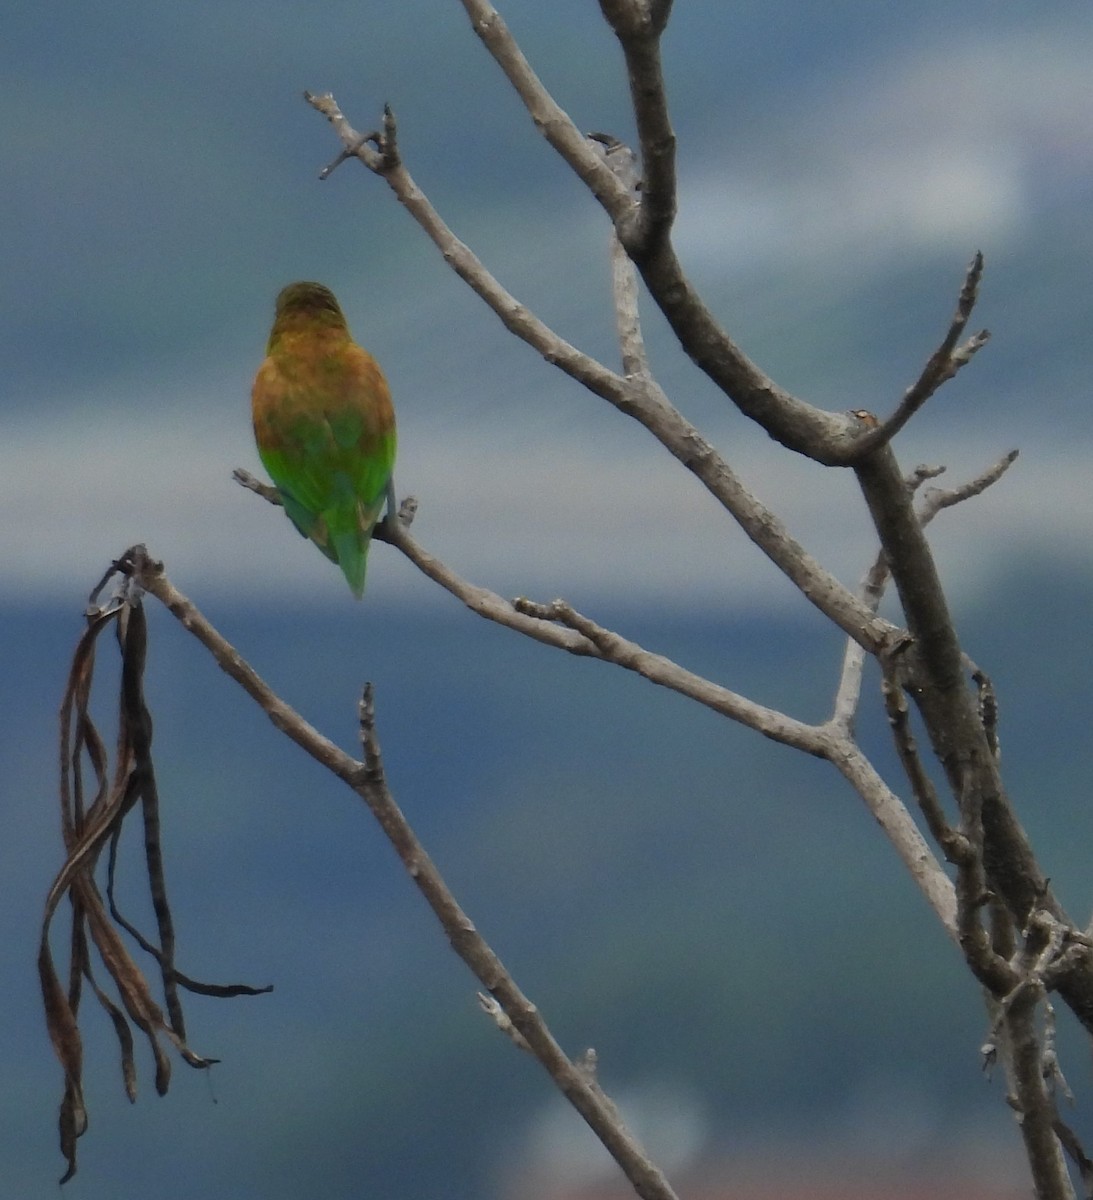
[330,526,369,599]
[279,491,339,562]
[327,489,385,599]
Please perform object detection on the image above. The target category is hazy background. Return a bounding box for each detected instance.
[5,2,1093,1197]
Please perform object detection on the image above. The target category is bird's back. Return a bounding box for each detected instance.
[251,324,397,595]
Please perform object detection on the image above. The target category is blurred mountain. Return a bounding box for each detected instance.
[7,544,1092,1197]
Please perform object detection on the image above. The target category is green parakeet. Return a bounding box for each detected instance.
[251,281,397,598]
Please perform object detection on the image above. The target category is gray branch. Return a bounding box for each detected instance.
[124,548,683,1200]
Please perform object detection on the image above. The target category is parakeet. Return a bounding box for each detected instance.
[251,281,397,599]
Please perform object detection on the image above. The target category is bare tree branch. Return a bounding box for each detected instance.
[509,595,829,755]
[588,133,649,379]
[246,393,984,945]
[511,600,950,927]
[829,451,1018,734]
[842,253,991,462]
[852,445,1055,927]
[307,94,896,656]
[824,740,957,936]
[995,919,1080,1200]
[430,7,998,490]
[456,1,635,223]
[233,474,958,933]
[597,0,677,249]
[304,91,628,399]
[39,3,1093,1193]
[846,441,1093,1048]
[234,472,849,758]
[301,16,1093,1067]
[919,448,1019,521]
[127,11,1093,1193]
[110,547,684,1200]
[433,8,857,463]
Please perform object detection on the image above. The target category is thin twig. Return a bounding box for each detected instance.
[317,129,381,180]
[477,991,531,1052]
[507,595,824,751]
[303,93,631,397]
[880,673,959,854]
[919,448,1019,521]
[844,253,991,461]
[454,0,635,224]
[844,253,993,458]
[828,450,1018,733]
[589,133,649,380]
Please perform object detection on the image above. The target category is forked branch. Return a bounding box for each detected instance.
[104,547,683,1200]
[234,476,957,933]
[302,95,900,655]
[839,253,992,463]
[598,0,677,249]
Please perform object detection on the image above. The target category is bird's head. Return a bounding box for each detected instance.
[268,281,349,348]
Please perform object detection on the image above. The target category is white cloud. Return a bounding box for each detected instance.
[4,377,1086,615]
[677,143,1022,271]
[676,25,1093,272]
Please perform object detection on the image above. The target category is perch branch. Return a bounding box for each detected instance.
[233,473,837,755]
[118,547,681,1200]
[234,475,957,931]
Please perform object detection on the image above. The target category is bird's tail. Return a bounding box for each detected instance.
[328,495,385,600]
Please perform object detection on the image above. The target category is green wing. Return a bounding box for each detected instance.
[254,343,397,598]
